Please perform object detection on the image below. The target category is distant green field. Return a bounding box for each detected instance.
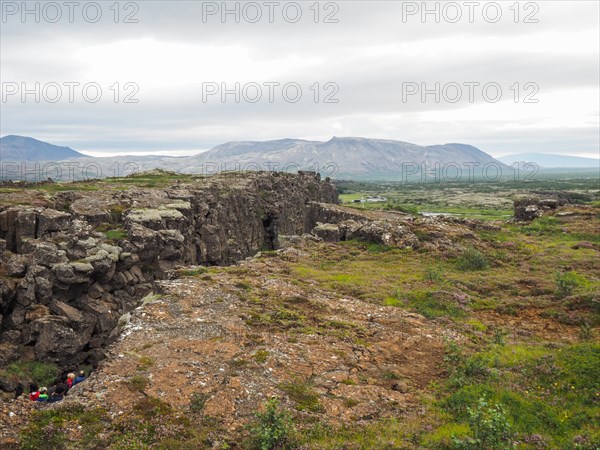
[337,175,599,220]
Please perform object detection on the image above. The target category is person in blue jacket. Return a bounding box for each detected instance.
[73,370,86,385]
[49,384,66,403]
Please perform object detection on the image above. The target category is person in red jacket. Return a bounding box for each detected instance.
[66,373,75,390]
[29,383,40,401]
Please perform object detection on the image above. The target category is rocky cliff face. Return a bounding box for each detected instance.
[0,171,337,370]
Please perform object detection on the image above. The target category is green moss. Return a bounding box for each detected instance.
[555,270,589,298]
[383,297,402,307]
[466,319,487,332]
[20,404,107,450]
[138,356,155,370]
[179,267,207,277]
[424,264,444,283]
[405,290,468,319]
[128,374,150,392]
[104,228,128,242]
[0,360,59,387]
[109,204,127,222]
[253,350,270,364]
[304,417,425,449]
[381,371,400,380]
[421,422,470,448]
[279,380,324,413]
[521,216,561,235]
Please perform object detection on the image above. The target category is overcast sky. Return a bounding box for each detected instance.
[1,1,598,158]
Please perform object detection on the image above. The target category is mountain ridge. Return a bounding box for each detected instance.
[0,135,86,161]
[1,135,510,180]
[497,152,599,168]
[178,137,507,179]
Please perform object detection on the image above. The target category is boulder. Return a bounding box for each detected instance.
[6,255,27,277]
[199,224,222,263]
[312,223,341,242]
[14,209,38,252]
[70,197,110,225]
[85,249,114,275]
[37,209,71,235]
[159,229,185,260]
[117,252,139,271]
[49,300,87,326]
[80,297,119,335]
[513,197,559,222]
[22,240,68,266]
[32,316,92,365]
[0,343,20,367]
[88,282,104,299]
[126,223,161,261]
[344,220,419,248]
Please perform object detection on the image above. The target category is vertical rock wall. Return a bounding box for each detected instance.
[0,172,337,370]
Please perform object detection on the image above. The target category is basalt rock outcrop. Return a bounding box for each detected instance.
[513,196,560,222]
[0,171,337,372]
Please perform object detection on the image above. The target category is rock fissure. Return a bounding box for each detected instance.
[0,172,337,372]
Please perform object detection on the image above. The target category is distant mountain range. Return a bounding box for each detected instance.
[2,134,595,181]
[170,137,506,179]
[498,153,599,169]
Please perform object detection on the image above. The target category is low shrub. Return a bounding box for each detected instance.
[278,380,323,413]
[456,247,489,271]
[555,271,587,298]
[247,398,297,450]
[190,392,210,413]
[452,396,513,449]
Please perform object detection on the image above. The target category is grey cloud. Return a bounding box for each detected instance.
[1,1,598,156]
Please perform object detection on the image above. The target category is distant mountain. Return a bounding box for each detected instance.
[179,137,505,180]
[0,135,86,161]
[498,153,600,169]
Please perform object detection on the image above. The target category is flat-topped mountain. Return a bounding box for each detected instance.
[179,137,505,179]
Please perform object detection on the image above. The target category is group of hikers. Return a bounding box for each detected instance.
[15,370,87,403]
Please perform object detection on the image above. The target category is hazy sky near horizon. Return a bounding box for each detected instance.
[1,1,598,158]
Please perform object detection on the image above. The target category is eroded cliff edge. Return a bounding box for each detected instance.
[0,171,338,370]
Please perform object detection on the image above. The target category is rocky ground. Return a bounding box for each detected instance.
[1,188,598,449]
[1,238,451,448]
